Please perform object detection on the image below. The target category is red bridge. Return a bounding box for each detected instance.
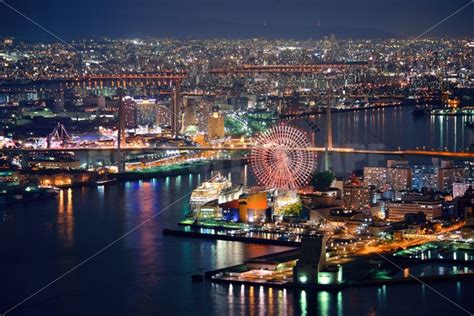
[209,62,368,75]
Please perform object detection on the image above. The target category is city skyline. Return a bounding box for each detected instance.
[0,1,473,315]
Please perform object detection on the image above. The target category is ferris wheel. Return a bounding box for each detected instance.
[250,124,316,190]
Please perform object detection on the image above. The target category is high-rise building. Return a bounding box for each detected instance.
[364,160,411,191]
[207,111,225,139]
[438,161,468,193]
[412,164,439,191]
[198,99,213,133]
[135,99,157,127]
[171,82,181,135]
[183,100,197,127]
[388,166,412,191]
[123,97,137,129]
[343,177,370,211]
[453,182,473,198]
[156,104,172,128]
[364,167,388,190]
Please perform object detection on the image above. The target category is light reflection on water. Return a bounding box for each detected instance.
[57,188,74,248]
[0,125,473,315]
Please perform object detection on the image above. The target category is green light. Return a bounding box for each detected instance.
[299,275,308,284]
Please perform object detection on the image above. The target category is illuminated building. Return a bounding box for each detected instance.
[364,160,411,191]
[220,199,241,222]
[197,99,213,133]
[453,182,473,198]
[3,37,13,46]
[123,96,137,128]
[238,191,269,223]
[135,99,157,127]
[156,104,172,128]
[182,96,200,127]
[29,155,81,170]
[412,164,439,191]
[343,177,370,211]
[25,171,96,188]
[411,161,467,193]
[363,167,388,190]
[388,166,412,191]
[190,173,232,216]
[207,111,225,139]
[293,236,343,285]
[437,161,467,193]
[219,185,244,222]
[387,200,443,221]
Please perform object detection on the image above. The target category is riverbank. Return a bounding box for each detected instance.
[164,229,474,292]
[119,158,246,180]
[208,248,474,291]
[280,103,408,119]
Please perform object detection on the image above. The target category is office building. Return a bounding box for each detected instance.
[387,200,443,221]
[208,111,225,139]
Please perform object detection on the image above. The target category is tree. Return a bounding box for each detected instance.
[310,171,335,191]
[280,201,302,217]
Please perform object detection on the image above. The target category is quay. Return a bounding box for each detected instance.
[162,228,300,247]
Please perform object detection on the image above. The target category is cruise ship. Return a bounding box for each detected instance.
[189,173,232,211]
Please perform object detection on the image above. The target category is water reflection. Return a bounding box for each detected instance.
[300,290,307,316]
[216,285,350,316]
[318,291,331,316]
[296,107,472,152]
[135,180,159,291]
[57,188,74,248]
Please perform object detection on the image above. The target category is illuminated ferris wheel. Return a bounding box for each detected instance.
[250,124,316,190]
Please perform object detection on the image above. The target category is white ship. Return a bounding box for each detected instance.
[189,173,232,211]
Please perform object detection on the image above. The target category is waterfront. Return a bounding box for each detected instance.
[1,107,473,315]
[2,174,474,315]
[291,106,473,175]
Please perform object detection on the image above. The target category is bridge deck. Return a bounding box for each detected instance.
[1,147,472,159]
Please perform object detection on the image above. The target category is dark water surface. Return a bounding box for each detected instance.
[1,107,473,315]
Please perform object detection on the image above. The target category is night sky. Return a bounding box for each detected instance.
[0,0,473,41]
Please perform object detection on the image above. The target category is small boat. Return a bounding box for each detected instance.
[95,178,117,186]
[0,186,58,205]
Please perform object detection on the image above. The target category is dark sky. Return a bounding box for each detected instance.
[0,0,473,41]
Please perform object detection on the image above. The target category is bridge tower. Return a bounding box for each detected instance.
[324,94,333,172]
[171,80,182,136]
[116,88,125,173]
[117,88,126,148]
